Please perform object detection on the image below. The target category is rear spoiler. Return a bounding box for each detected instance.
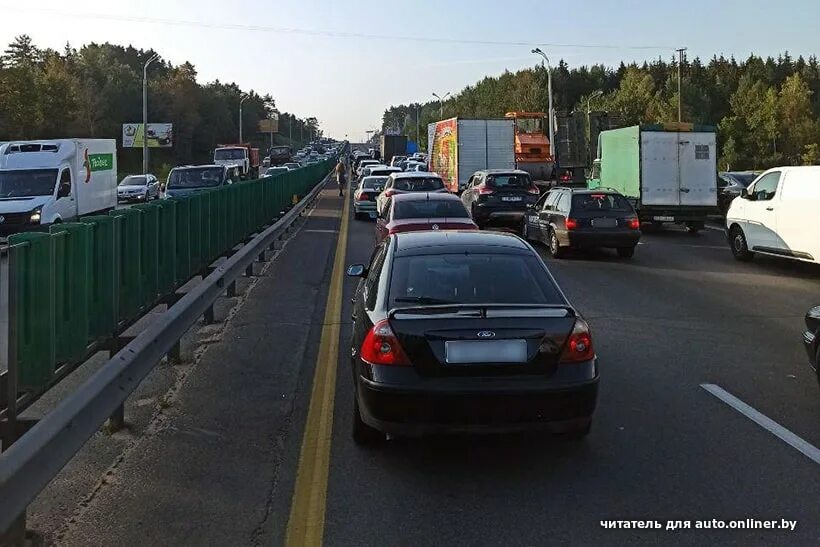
[389,303,575,319]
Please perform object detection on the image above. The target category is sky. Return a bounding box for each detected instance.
[3,0,819,140]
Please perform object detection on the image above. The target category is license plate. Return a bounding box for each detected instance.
[653,216,674,222]
[501,196,522,202]
[445,340,527,364]
[591,218,617,228]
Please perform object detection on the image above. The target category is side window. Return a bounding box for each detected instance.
[750,172,780,201]
[543,191,560,211]
[534,192,550,212]
[365,244,388,310]
[557,192,571,213]
[716,175,729,189]
[58,168,72,196]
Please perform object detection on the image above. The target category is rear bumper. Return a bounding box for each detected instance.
[568,230,641,249]
[356,364,599,436]
[353,200,377,214]
[638,205,717,223]
[474,204,530,224]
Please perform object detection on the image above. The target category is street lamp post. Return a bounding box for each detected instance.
[531,48,555,159]
[239,95,249,142]
[142,53,159,176]
[432,92,450,119]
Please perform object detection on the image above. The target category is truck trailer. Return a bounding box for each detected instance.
[588,124,718,232]
[380,135,408,166]
[0,139,117,235]
[427,118,515,193]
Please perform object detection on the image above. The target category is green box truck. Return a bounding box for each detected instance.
[588,124,717,232]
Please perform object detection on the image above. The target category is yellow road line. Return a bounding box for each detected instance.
[285,182,350,547]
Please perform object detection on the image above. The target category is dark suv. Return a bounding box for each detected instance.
[461,170,541,228]
[522,187,641,258]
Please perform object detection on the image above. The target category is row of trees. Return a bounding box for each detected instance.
[383,53,820,170]
[0,35,321,175]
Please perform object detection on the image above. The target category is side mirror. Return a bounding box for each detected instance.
[57,182,71,198]
[347,264,367,277]
[741,188,752,200]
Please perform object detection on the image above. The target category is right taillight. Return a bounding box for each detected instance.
[560,319,595,363]
[626,218,640,230]
[360,319,410,366]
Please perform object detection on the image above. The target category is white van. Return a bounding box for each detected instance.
[0,139,117,235]
[726,166,820,264]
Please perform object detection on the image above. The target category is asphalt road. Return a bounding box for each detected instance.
[35,181,820,545]
[320,203,820,546]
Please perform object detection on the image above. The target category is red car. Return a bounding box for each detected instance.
[375,192,478,244]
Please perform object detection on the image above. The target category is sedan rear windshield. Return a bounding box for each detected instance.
[487,174,531,188]
[120,175,147,186]
[362,177,388,190]
[393,200,469,219]
[388,253,562,307]
[572,193,633,212]
[392,177,445,191]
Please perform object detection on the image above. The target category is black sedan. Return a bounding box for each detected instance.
[804,306,820,386]
[522,188,641,258]
[346,231,599,444]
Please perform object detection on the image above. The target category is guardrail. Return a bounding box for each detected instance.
[0,155,338,539]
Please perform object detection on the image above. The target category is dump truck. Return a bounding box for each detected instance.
[505,112,554,186]
[214,143,260,179]
[428,118,515,193]
[0,139,117,234]
[380,135,408,166]
[588,123,718,233]
[268,145,292,166]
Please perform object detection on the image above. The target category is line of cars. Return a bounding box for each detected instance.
[345,151,599,446]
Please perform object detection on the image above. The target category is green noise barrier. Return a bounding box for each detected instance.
[6,158,334,393]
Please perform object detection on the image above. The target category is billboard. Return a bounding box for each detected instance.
[258,117,279,133]
[122,123,173,148]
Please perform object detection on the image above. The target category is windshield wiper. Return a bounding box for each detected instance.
[394,296,457,305]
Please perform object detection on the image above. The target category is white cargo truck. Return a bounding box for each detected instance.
[0,139,117,235]
[588,124,718,233]
[428,118,515,193]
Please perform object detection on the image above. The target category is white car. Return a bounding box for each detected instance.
[263,167,289,177]
[375,172,448,216]
[353,176,389,219]
[118,174,160,202]
[726,166,820,264]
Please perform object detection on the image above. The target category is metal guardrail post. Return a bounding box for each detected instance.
[203,305,215,325]
[226,280,237,298]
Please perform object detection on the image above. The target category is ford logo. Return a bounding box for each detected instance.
[476,331,495,338]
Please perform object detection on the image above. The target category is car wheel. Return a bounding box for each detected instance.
[352,394,383,446]
[556,420,591,440]
[729,226,754,261]
[548,229,564,258]
[617,246,635,258]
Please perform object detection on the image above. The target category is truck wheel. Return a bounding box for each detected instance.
[617,246,635,258]
[548,229,564,258]
[685,221,703,234]
[729,226,754,261]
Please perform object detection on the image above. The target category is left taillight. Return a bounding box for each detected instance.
[356,193,368,201]
[626,218,640,230]
[477,184,494,195]
[560,319,595,363]
[360,319,410,366]
[527,186,541,195]
[565,218,578,230]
